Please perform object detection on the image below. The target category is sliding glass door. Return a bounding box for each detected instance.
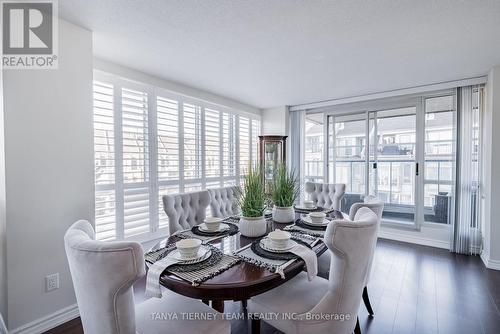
[326,93,456,228]
[328,112,368,193]
[369,107,418,225]
[423,96,456,224]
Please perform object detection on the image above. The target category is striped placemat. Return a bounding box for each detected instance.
[294,206,337,215]
[169,253,240,286]
[233,243,295,279]
[283,223,325,237]
[145,244,241,286]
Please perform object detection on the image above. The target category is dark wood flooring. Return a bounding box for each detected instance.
[45,239,500,334]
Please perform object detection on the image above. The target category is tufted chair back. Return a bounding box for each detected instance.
[64,220,145,334]
[163,190,210,234]
[304,182,346,210]
[306,207,378,333]
[348,196,384,285]
[207,186,241,218]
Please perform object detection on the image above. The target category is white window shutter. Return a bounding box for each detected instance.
[239,116,250,183]
[121,88,150,238]
[93,81,116,240]
[93,73,261,241]
[204,108,221,180]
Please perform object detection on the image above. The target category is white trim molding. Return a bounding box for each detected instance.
[378,229,450,250]
[9,304,79,334]
[481,253,500,271]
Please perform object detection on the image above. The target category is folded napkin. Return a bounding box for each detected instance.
[145,256,180,298]
[288,244,318,281]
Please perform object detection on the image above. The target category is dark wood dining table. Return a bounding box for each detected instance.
[150,211,343,312]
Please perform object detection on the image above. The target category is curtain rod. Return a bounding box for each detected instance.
[289,76,487,111]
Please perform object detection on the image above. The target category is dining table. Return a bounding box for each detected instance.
[148,209,346,313]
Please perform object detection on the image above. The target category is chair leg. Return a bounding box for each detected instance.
[362,286,375,317]
[251,318,261,334]
[241,299,248,318]
[354,316,361,334]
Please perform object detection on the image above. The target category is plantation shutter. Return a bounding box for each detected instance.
[156,96,180,228]
[222,113,236,185]
[239,116,250,183]
[205,108,221,181]
[122,87,150,238]
[183,103,202,190]
[93,73,261,241]
[93,81,116,240]
[251,119,261,167]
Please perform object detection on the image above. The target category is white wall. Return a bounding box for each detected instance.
[3,19,94,331]
[379,224,451,249]
[481,65,500,270]
[261,106,289,135]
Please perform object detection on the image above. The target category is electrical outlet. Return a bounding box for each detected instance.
[46,273,59,292]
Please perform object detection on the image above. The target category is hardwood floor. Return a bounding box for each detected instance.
[45,239,500,334]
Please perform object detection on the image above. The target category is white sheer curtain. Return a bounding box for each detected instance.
[452,86,482,254]
[289,109,306,202]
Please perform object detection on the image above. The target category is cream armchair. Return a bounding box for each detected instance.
[162,190,210,234]
[307,182,347,277]
[348,196,384,317]
[64,220,230,334]
[249,207,378,334]
[305,182,346,210]
[208,186,240,218]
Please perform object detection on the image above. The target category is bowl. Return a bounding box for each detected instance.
[267,230,291,249]
[175,238,202,259]
[303,200,315,208]
[309,211,326,224]
[204,217,223,231]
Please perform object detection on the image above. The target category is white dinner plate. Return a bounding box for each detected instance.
[167,245,212,263]
[198,223,230,232]
[294,205,318,211]
[301,215,330,227]
[260,238,297,253]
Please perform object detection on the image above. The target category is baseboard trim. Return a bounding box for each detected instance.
[481,253,500,271]
[9,303,79,334]
[378,230,450,250]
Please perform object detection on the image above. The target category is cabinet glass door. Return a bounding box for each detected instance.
[264,141,282,191]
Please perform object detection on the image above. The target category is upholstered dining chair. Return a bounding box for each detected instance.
[305,182,346,210]
[347,196,384,317]
[207,186,240,218]
[64,220,230,334]
[306,182,347,277]
[249,207,378,334]
[163,190,210,235]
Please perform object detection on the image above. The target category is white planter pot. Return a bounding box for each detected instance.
[272,206,295,223]
[239,216,267,237]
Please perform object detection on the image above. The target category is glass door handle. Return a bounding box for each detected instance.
[416,162,419,176]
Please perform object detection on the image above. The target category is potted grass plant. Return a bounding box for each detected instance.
[236,167,267,237]
[271,164,300,223]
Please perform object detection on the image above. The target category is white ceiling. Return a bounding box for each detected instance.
[59,0,500,109]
